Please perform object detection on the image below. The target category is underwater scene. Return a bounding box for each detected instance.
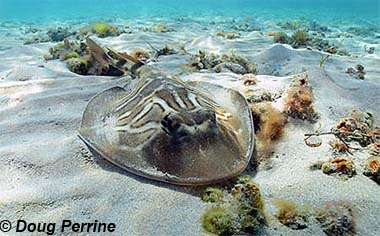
[0,0,379,235]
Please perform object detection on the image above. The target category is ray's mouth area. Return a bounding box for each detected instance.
[160,110,218,141]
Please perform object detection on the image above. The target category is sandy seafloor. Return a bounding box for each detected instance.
[0,14,380,236]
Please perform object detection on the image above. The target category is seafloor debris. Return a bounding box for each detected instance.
[201,179,267,235]
[274,199,310,230]
[329,139,349,153]
[278,21,300,30]
[363,156,380,184]
[232,20,261,32]
[269,27,349,55]
[315,202,356,236]
[215,31,241,39]
[47,27,74,42]
[364,46,375,54]
[242,74,258,86]
[24,37,50,45]
[366,142,380,156]
[147,44,177,58]
[304,136,322,147]
[141,23,175,33]
[346,64,366,80]
[305,110,379,154]
[284,74,318,122]
[321,157,356,179]
[309,160,325,171]
[129,48,150,62]
[334,109,374,146]
[46,38,142,75]
[347,26,375,37]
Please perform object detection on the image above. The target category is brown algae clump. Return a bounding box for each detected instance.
[291,30,310,48]
[201,180,267,235]
[363,156,380,184]
[284,75,318,122]
[272,32,291,44]
[315,202,356,236]
[250,103,287,154]
[321,157,356,178]
[274,199,310,230]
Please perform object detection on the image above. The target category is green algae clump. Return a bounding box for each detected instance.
[274,199,310,230]
[60,51,80,61]
[201,180,267,235]
[202,207,238,235]
[92,22,123,38]
[66,58,89,75]
[201,187,225,203]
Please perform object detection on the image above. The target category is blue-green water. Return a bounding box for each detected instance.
[0,0,379,24]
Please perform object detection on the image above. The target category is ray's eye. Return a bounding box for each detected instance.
[194,110,216,125]
[161,113,182,135]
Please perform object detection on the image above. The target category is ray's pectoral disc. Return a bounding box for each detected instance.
[78,73,254,185]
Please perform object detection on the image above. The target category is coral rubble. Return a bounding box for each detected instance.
[315,202,356,236]
[186,50,257,75]
[363,156,380,184]
[321,157,356,179]
[346,64,366,80]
